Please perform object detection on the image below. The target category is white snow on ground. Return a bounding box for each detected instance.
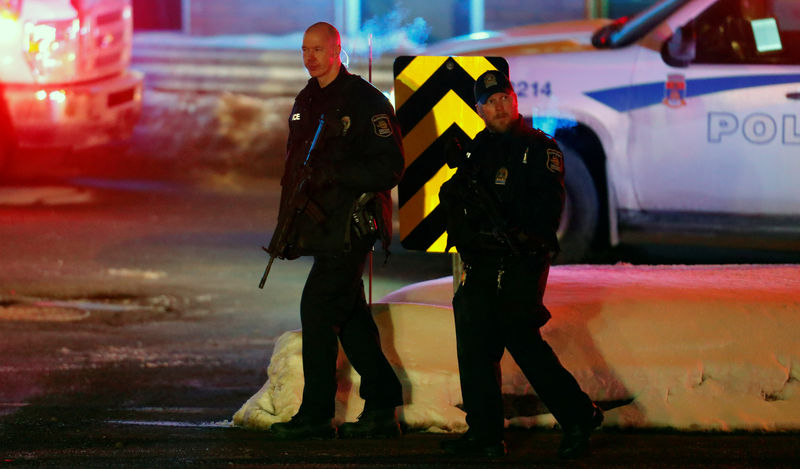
[233,264,800,433]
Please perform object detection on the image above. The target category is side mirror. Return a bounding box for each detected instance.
[662,24,696,67]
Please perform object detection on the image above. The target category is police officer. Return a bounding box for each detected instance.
[438,70,602,458]
[267,22,405,440]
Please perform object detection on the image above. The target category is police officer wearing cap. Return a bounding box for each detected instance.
[267,22,405,440]
[438,70,603,459]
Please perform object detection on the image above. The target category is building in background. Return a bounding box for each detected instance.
[132,0,658,41]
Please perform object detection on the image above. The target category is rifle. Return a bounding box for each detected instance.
[259,114,328,289]
[443,141,520,255]
[463,175,520,255]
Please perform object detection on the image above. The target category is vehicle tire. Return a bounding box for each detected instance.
[554,145,599,264]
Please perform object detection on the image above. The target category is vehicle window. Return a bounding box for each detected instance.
[692,0,800,65]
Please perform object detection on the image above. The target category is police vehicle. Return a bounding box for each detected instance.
[426,0,800,262]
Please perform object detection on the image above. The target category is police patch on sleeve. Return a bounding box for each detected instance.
[546,148,564,173]
[371,114,393,137]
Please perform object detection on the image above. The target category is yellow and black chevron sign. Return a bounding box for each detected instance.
[394,55,509,252]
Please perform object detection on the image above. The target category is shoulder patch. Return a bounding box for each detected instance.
[371,114,393,137]
[546,148,564,173]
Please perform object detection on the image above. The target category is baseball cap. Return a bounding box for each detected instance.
[474,70,514,104]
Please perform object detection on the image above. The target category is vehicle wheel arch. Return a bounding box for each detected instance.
[552,122,612,261]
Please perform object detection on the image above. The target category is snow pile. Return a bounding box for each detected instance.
[130,90,293,178]
[234,264,800,432]
[232,332,306,429]
[233,301,467,433]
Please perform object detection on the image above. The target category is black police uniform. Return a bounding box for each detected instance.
[279,64,405,420]
[439,116,596,444]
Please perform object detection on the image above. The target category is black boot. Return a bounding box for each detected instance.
[269,414,336,440]
[558,404,604,459]
[338,408,401,439]
[441,431,507,458]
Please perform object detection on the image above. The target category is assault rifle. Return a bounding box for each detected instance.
[446,139,520,255]
[463,168,554,257]
[463,174,521,255]
[259,114,328,288]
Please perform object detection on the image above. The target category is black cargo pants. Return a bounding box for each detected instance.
[297,233,403,419]
[452,255,594,440]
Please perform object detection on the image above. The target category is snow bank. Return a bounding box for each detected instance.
[131,90,293,178]
[234,264,800,432]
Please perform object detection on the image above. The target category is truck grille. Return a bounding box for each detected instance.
[79,1,132,81]
[108,87,135,107]
[95,51,123,68]
[96,10,123,26]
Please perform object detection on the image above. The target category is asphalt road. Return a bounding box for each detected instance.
[4,408,799,468]
[2,156,798,469]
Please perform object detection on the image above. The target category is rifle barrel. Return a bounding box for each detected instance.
[259,114,326,290]
[258,250,276,289]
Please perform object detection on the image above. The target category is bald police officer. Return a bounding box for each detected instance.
[267,22,405,440]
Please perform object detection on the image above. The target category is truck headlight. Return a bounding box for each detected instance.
[0,0,22,17]
[0,0,22,43]
[24,17,80,82]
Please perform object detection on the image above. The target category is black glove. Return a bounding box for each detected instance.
[443,137,466,169]
[440,171,481,206]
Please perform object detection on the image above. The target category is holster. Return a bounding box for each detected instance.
[351,192,378,239]
[351,192,392,261]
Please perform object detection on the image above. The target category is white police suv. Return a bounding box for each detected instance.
[427,0,800,262]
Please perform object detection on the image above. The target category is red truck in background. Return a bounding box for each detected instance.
[0,0,142,171]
